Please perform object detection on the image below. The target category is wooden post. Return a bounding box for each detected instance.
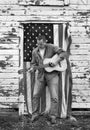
[18,24,24,116]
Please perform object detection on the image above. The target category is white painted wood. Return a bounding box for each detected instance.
[0,55,19,61]
[70,60,90,67]
[0,44,19,49]
[18,25,24,115]
[70,55,90,61]
[18,0,64,5]
[0,85,19,97]
[71,66,90,73]
[71,50,90,55]
[0,50,19,55]
[72,37,90,44]
[0,67,19,73]
[72,73,89,78]
[0,73,19,78]
[72,102,90,108]
[71,43,90,49]
[0,97,18,102]
[73,79,89,85]
[0,79,19,85]
[0,27,19,33]
[73,84,90,90]
[0,90,18,97]
[0,0,18,4]
[0,22,20,27]
[0,103,18,108]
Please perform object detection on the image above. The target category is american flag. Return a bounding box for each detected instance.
[23,23,72,118]
[24,23,53,62]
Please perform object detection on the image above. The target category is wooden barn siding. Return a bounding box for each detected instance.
[0,0,90,114]
[0,25,20,109]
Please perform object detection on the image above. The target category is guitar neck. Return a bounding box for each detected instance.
[33,63,49,70]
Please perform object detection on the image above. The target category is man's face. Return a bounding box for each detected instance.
[37,39,46,49]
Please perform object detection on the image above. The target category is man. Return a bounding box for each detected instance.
[30,35,68,124]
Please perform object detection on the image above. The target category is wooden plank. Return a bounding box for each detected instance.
[71,33,88,37]
[0,97,18,102]
[7,9,26,16]
[71,66,90,72]
[70,60,90,67]
[0,44,19,49]
[72,103,90,108]
[0,67,19,73]
[0,22,20,27]
[0,79,19,85]
[0,88,18,97]
[71,26,86,32]
[71,43,90,49]
[72,84,90,90]
[72,95,90,103]
[26,6,70,16]
[0,73,19,78]
[0,27,19,33]
[0,50,19,55]
[70,55,90,60]
[0,15,73,22]
[0,0,18,4]
[0,55,19,61]
[18,26,24,115]
[0,103,18,108]
[18,0,64,6]
[71,50,90,55]
[72,37,90,44]
[0,61,19,67]
[72,78,89,85]
[0,85,18,90]
[0,15,87,23]
[72,90,90,96]
[72,72,89,78]
[70,21,90,27]
[0,61,19,69]
[0,96,20,109]
[0,38,19,44]
[70,0,89,5]
[72,111,90,116]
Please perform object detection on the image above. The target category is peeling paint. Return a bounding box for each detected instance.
[0,61,10,69]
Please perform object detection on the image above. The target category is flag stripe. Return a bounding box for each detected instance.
[61,24,67,118]
[24,62,32,114]
[59,24,63,48]
[53,24,59,47]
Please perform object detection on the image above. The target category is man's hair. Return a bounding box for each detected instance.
[37,35,46,42]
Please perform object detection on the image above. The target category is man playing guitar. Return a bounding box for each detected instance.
[30,35,67,124]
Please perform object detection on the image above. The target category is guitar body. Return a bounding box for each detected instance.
[18,54,67,74]
[43,54,67,72]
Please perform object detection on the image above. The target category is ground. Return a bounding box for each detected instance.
[0,114,90,130]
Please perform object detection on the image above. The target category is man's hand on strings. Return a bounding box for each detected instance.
[49,62,56,67]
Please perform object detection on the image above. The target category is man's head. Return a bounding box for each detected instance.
[37,35,46,49]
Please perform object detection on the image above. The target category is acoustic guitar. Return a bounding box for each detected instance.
[18,54,67,74]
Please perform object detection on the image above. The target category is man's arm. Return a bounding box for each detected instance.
[53,45,68,64]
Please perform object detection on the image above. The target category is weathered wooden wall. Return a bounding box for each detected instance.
[0,0,90,114]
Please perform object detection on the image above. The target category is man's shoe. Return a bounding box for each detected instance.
[31,114,39,122]
[68,116,77,122]
[50,116,57,124]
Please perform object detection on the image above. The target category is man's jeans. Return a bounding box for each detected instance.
[32,75,59,117]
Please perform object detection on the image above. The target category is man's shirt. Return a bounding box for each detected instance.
[31,43,63,81]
